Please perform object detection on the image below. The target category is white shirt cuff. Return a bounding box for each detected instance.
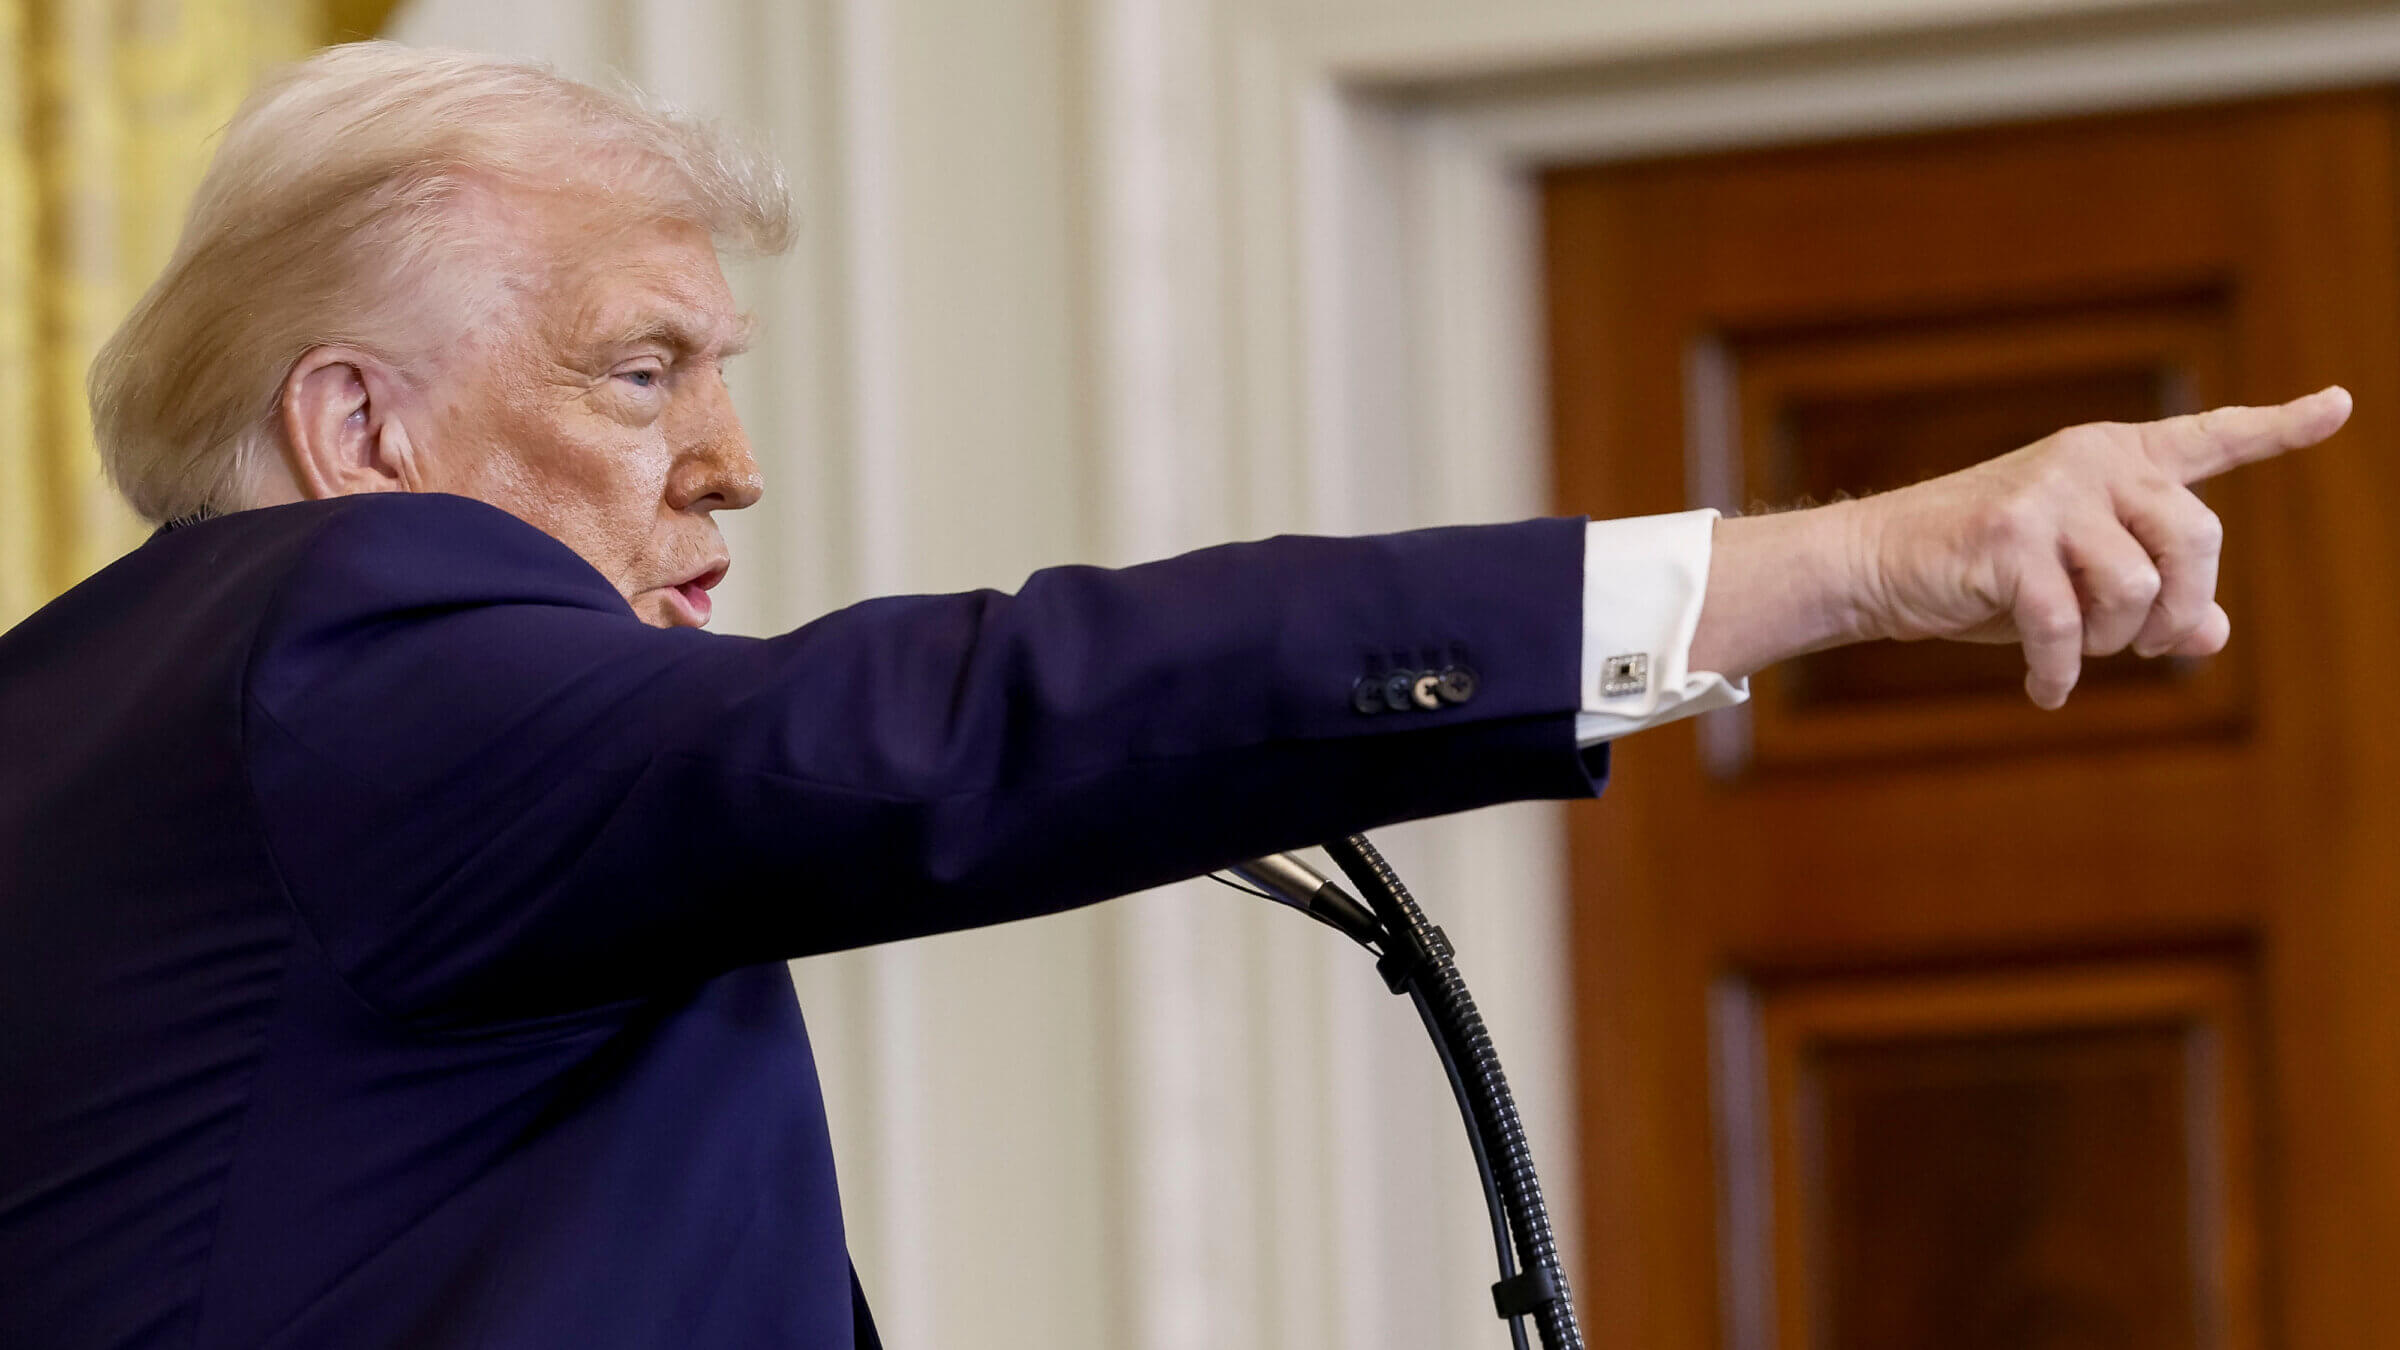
[1572,510,1750,746]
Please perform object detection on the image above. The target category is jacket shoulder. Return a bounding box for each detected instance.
[238,494,632,708]
[263,493,623,612]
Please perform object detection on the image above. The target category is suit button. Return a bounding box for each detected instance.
[1410,671,1442,710]
[1382,670,1418,712]
[1436,666,1478,705]
[1352,676,1386,715]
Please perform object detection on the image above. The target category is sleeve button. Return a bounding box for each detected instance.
[1410,671,1443,710]
[1382,670,1419,713]
[1352,676,1386,715]
[1436,666,1478,705]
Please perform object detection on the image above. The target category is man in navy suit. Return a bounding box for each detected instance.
[0,42,2351,1350]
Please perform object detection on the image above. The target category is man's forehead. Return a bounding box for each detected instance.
[546,231,751,356]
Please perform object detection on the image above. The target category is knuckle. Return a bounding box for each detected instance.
[2061,422,2132,461]
[2185,506,2225,552]
[2055,423,2110,451]
[1972,500,2018,547]
[2108,565,2162,605]
[1980,494,2044,547]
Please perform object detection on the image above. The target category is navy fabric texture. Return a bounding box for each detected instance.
[0,493,1605,1348]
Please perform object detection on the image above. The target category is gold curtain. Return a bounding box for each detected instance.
[0,0,398,630]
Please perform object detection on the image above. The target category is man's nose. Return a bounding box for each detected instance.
[669,413,766,514]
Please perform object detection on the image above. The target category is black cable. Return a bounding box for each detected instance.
[1410,981,1534,1350]
[1322,834,1584,1350]
[1219,840,1579,1345]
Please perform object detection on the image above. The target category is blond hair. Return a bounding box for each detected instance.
[89,42,793,524]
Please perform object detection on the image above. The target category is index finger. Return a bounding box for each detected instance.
[2136,385,2353,483]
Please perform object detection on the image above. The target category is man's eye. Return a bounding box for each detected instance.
[617,368,660,388]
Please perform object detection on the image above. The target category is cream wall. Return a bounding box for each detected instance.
[383,1,2400,1347]
[384,11,1113,1347]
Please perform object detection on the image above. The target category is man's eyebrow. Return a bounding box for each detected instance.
[596,310,756,359]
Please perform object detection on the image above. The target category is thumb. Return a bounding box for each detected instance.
[2166,602,2231,658]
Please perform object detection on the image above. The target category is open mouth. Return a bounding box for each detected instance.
[669,563,727,626]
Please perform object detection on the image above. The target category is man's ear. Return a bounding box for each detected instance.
[277,347,424,500]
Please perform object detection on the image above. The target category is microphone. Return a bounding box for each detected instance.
[1227,852,1383,946]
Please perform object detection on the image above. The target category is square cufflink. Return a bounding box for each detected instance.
[1601,652,1650,698]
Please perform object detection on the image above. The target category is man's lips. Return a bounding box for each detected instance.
[664,563,727,626]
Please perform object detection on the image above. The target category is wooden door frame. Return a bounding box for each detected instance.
[1539,87,2400,1350]
[1277,11,2400,1335]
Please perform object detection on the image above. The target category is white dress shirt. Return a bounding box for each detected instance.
[1575,509,1749,745]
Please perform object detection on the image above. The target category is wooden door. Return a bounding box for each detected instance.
[1546,91,2400,1350]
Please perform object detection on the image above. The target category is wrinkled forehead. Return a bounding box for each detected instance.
[559,242,752,361]
[491,181,749,359]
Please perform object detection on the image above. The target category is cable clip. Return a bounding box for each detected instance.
[1374,923,1452,994]
[1491,1267,1559,1320]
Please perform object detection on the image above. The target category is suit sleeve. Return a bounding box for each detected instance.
[243,494,1603,1024]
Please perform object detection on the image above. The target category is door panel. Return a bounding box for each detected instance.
[1725,956,2260,1350]
[1545,91,2400,1350]
[1700,295,2245,770]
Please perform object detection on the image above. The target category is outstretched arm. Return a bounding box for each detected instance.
[1687,386,2353,707]
[247,497,1604,1024]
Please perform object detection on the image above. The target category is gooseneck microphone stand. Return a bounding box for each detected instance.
[1224,838,1585,1350]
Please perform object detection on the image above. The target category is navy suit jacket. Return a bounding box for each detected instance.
[0,493,1605,1348]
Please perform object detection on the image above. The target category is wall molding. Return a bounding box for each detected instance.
[1442,4,2400,164]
